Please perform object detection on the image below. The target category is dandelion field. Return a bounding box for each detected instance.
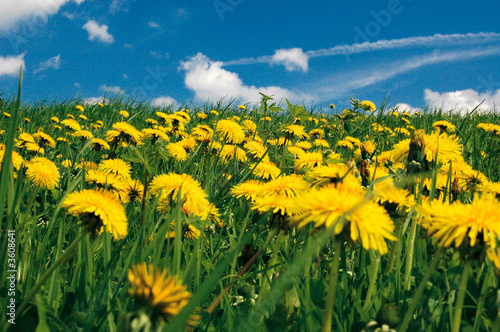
[1,83,500,331]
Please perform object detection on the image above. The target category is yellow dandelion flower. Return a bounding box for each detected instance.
[295,141,313,150]
[337,139,354,150]
[166,143,188,162]
[111,122,143,145]
[76,105,85,112]
[61,159,72,168]
[307,163,361,190]
[252,193,295,216]
[432,120,455,133]
[26,157,60,189]
[294,151,323,170]
[99,158,132,179]
[127,263,198,327]
[216,119,245,144]
[90,138,110,151]
[0,144,23,170]
[242,120,257,135]
[419,195,500,254]
[167,222,201,240]
[360,100,376,112]
[191,125,213,143]
[72,130,93,140]
[283,124,309,139]
[63,188,127,240]
[244,140,268,160]
[61,118,82,131]
[313,139,330,148]
[33,132,56,148]
[51,116,59,123]
[231,180,266,200]
[252,161,281,180]
[119,110,130,118]
[309,128,325,139]
[85,169,130,203]
[264,174,309,197]
[142,128,170,143]
[391,130,462,165]
[290,185,396,254]
[220,144,247,163]
[197,112,207,120]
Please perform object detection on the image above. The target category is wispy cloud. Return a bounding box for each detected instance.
[303,47,500,102]
[148,21,160,29]
[34,55,60,74]
[83,20,114,44]
[99,84,124,94]
[223,32,500,70]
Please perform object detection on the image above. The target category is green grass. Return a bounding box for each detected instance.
[0,90,500,332]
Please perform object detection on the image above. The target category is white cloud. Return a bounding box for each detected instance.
[390,103,423,114]
[305,47,500,102]
[82,97,105,105]
[0,0,71,32]
[224,32,500,69]
[109,0,126,14]
[271,48,309,72]
[148,21,160,29]
[99,84,124,94]
[74,0,85,4]
[152,96,178,107]
[424,88,500,113]
[83,20,114,44]
[0,54,25,77]
[180,53,313,104]
[34,54,60,74]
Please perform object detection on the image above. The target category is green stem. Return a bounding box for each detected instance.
[15,231,87,320]
[262,230,284,290]
[400,246,444,331]
[473,264,491,332]
[452,259,471,332]
[363,250,381,311]
[403,218,418,290]
[385,220,401,275]
[322,240,342,332]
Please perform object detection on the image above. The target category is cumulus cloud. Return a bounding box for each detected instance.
[34,55,60,74]
[271,48,309,72]
[82,97,105,105]
[424,88,500,113]
[152,96,178,107]
[0,54,25,77]
[390,103,423,114]
[0,0,72,32]
[83,20,114,44]
[180,53,313,104]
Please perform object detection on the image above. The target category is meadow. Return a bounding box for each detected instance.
[1,80,500,331]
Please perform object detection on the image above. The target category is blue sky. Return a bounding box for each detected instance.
[1,0,500,112]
